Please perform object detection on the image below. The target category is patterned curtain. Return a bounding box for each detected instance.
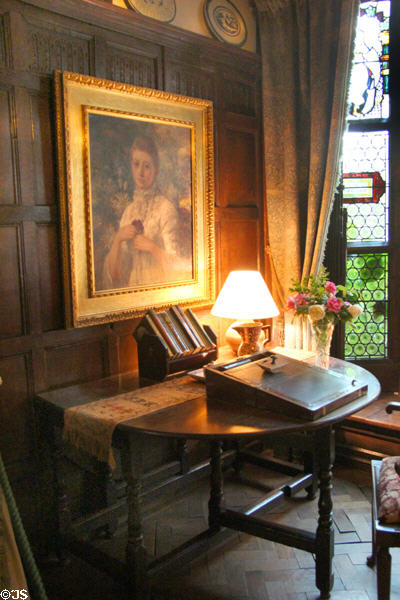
[256,0,359,347]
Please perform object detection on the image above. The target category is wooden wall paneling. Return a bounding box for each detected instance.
[219,73,258,118]
[0,82,46,335]
[217,212,260,287]
[0,224,25,338]
[29,90,56,206]
[28,19,93,76]
[43,329,110,390]
[4,83,43,208]
[0,14,7,67]
[0,85,18,205]
[217,112,261,208]
[103,35,163,89]
[37,223,63,332]
[107,317,140,375]
[6,10,32,72]
[164,48,217,102]
[105,324,121,375]
[117,327,139,374]
[92,34,107,79]
[21,220,42,334]
[215,52,261,116]
[0,352,34,470]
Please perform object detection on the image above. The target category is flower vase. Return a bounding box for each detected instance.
[309,319,334,369]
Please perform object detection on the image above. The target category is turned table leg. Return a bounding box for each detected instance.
[208,440,225,529]
[177,438,189,474]
[119,434,149,599]
[50,425,72,563]
[303,437,318,500]
[315,427,335,599]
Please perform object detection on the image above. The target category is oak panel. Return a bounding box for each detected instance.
[105,39,161,88]
[30,92,56,206]
[219,77,257,117]
[218,219,260,287]
[118,331,138,375]
[45,338,107,389]
[0,225,24,338]
[37,223,63,332]
[29,22,92,75]
[0,15,7,67]
[219,127,258,208]
[0,87,16,205]
[0,353,33,466]
[165,60,216,102]
[217,112,261,210]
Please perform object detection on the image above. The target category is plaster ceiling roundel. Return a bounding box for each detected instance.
[126,0,176,23]
[204,0,247,47]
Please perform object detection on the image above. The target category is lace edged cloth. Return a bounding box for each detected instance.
[63,376,203,469]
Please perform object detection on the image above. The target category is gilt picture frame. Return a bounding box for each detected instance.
[55,71,215,327]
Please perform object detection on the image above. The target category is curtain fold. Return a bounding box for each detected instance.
[256,0,359,347]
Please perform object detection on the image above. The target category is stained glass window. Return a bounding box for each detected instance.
[346,253,388,359]
[341,0,392,363]
[348,0,390,120]
[342,130,389,243]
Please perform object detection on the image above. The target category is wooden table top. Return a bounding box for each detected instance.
[36,357,380,441]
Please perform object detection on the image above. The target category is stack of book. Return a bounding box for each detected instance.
[142,306,215,358]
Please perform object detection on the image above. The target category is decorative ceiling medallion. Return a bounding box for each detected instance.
[126,0,176,23]
[204,0,247,47]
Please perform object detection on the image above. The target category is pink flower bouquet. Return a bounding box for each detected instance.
[287,268,363,327]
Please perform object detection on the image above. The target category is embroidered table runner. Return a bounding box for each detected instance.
[63,376,204,469]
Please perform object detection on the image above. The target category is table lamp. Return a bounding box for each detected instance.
[211,270,280,355]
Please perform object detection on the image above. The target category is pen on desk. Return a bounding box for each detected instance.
[216,351,270,371]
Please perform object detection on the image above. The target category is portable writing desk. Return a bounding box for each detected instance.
[35,357,380,600]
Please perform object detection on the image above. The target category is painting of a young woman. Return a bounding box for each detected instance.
[87,113,194,293]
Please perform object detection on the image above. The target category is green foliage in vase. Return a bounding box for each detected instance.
[287,267,363,327]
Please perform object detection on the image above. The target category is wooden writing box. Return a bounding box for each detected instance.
[204,353,368,420]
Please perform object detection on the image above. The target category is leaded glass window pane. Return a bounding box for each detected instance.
[342,130,389,243]
[348,0,390,120]
[345,253,388,359]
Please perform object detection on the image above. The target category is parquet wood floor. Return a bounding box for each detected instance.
[39,460,400,600]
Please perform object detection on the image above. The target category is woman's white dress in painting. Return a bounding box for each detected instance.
[103,185,192,289]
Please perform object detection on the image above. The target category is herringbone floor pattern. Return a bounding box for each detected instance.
[40,462,400,600]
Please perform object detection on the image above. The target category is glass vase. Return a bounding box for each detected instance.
[309,318,334,369]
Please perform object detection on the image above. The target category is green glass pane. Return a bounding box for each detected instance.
[354,256,366,268]
[348,332,358,344]
[367,343,378,355]
[355,344,366,356]
[345,252,388,359]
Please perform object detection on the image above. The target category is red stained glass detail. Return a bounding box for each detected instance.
[343,171,386,204]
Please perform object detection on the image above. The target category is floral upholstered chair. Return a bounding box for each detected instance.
[367,401,400,600]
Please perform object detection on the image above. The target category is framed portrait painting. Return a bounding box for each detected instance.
[54,71,215,327]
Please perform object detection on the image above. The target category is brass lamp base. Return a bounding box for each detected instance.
[232,321,270,356]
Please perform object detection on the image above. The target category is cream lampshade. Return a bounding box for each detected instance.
[211,270,280,354]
